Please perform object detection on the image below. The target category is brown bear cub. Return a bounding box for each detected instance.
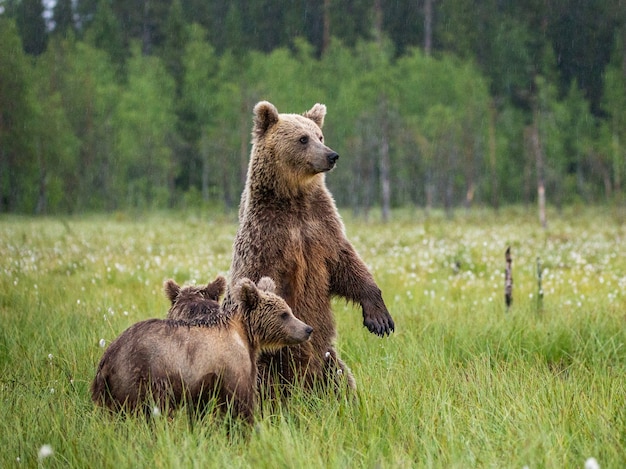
[227,101,394,394]
[91,277,313,424]
[165,275,226,322]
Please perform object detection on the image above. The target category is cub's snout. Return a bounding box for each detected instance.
[285,315,313,345]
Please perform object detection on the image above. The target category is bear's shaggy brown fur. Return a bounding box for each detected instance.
[91,277,312,424]
[164,275,226,321]
[227,101,394,394]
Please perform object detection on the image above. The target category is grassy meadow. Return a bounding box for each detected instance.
[1,206,625,468]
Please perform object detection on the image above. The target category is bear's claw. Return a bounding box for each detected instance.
[363,313,395,336]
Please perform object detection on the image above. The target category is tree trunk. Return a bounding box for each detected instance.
[240,95,251,188]
[423,0,433,56]
[322,0,331,54]
[532,107,547,229]
[35,137,47,214]
[374,0,383,42]
[141,0,152,55]
[200,130,210,201]
[462,131,475,211]
[504,246,513,309]
[488,100,498,209]
[380,125,391,222]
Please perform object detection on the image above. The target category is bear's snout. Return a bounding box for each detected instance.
[327,152,339,167]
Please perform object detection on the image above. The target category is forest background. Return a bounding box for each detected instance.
[1,0,626,219]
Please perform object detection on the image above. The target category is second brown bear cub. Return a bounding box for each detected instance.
[91,277,312,424]
[165,275,226,322]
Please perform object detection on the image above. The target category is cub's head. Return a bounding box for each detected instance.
[164,276,226,321]
[251,101,339,188]
[233,276,313,350]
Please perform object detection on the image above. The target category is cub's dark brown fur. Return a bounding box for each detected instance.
[228,101,394,394]
[165,275,226,321]
[91,277,312,424]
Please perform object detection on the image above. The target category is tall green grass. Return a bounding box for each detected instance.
[1,207,625,467]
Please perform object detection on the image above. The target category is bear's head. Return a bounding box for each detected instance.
[250,101,339,193]
[164,276,226,321]
[233,276,313,350]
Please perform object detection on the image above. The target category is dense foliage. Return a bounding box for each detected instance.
[0,1,625,215]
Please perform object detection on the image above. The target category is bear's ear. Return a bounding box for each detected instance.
[164,279,181,304]
[303,103,327,129]
[205,275,226,300]
[256,276,276,293]
[253,101,279,138]
[233,278,260,311]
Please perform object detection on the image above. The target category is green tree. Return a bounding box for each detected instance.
[601,31,626,199]
[178,24,219,203]
[0,18,38,212]
[52,0,75,37]
[112,44,176,209]
[159,0,189,96]
[84,0,126,78]
[30,52,80,213]
[15,0,47,55]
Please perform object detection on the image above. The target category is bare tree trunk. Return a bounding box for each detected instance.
[380,125,391,222]
[35,137,47,215]
[532,107,547,229]
[505,246,513,309]
[423,0,433,56]
[200,130,210,201]
[322,0,331,54]
[425,179,433,215]
[222,158,233,210]
[374,0,383,42]
[142,0,152,55]
[612,133,621,196]
[523,126,532,206]
[536,257,544,312]
[444,139,456,219]
[462,132,475,211]
[488,100,498,209]
[240,96,250,188]
[622,25,626,78]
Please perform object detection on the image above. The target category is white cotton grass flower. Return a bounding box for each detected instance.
[152,406,161,417]
[38,444,53,460]
[585,457,600,469]
[47,354,53,361]
[99,338,106,348]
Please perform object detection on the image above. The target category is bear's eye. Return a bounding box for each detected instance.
[299,136,309,144]
[281,312,290,320]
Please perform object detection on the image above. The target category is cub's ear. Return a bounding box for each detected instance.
[253,101,279,139]
[256,276,276,293]
[164,279,181,304]
[303,103,326,129]
[233,278,260,311]
[205,275,227,300]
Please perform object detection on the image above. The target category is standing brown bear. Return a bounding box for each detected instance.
[227,101,395,394]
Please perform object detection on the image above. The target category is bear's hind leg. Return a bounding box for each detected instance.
[323,347,357,393]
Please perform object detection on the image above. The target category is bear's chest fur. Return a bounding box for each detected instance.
[239,189,339,322]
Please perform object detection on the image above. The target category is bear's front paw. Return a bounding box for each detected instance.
[363,309,395,336]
